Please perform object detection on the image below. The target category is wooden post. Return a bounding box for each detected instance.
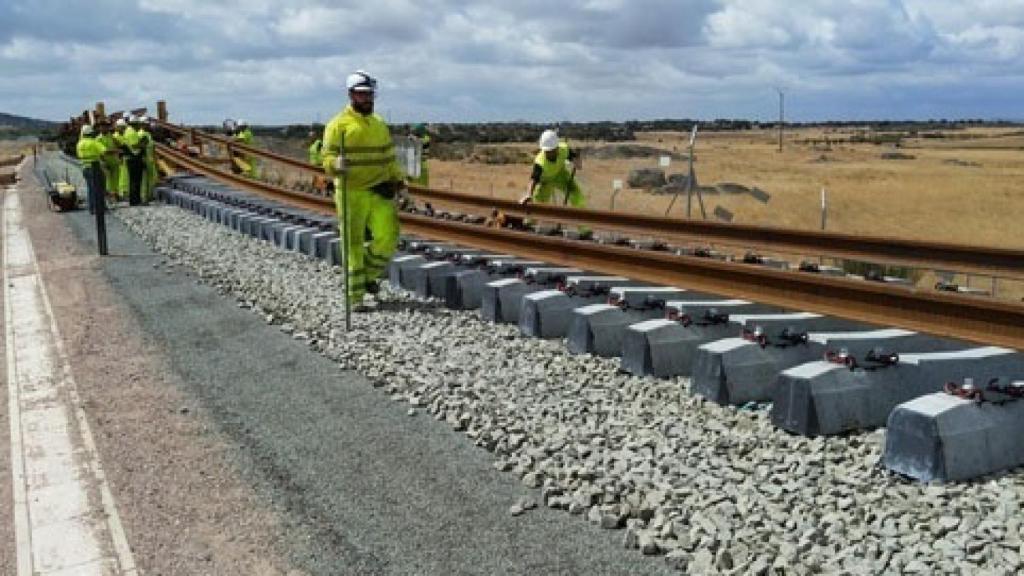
[157,100,168,122]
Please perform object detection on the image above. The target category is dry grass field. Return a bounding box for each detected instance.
[431,127,1024,250]
[422,127,1024,301]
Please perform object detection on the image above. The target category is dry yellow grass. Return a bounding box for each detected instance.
[427,126,1024,301]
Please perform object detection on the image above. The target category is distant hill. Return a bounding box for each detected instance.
[0,112,57,130]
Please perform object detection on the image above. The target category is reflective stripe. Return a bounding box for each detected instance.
[345,154,396,167]
[345,144,394,153]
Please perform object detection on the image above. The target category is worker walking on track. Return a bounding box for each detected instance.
[322,69,405,311]
[522,129,585,208]
[76,124,108,214]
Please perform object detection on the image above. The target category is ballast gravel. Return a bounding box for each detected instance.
[117,204,1024,575]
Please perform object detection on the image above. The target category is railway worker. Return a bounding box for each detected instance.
[307,128,331,194]
[113,117,130,201]
[233,119,257,178]
[308,129,323,166]
[521,129,585,208]
[135,116,157,203]
[321,69,406,310]
[76,124,108,214]
[123,116,147,206]
[407,123,430,187]
[95,120,120,200]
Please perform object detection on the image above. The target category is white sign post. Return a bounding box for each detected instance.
[610,179,623,211]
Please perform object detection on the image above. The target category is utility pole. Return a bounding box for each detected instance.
[776,88,785,152]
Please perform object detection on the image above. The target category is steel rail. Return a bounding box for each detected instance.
[156,143,1024,350]
[154,119,1024,279]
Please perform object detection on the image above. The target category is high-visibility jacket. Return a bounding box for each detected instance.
[308,138,323,166]
[533,142,573,188]
[113,130,130,196]
[122,126,142,154]
[234,128,253,146]
[138,128,158,200]
[76,135,106,164]
[531,142,585,208]
[97,133,120,191]
[321,105,404,191]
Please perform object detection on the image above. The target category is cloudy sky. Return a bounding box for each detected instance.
[2,0,1023,124]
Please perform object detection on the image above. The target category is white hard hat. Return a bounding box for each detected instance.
[237,119,248,127]
[539,129,559,151]
[346,70,377,92]
[114,118,127,128]
[80,124,94,136]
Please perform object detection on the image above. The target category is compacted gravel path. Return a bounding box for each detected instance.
[114,202,1024,575]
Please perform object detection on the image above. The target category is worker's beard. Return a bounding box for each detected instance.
[353,100,374,115]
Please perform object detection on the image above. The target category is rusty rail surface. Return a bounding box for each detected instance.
[156,143,1024,350]
[154,119,1024,279]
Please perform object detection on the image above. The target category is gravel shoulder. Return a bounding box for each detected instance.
[16,157,299,575]
[30,157,673,575]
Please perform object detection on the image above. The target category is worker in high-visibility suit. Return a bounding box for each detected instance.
[407,123,430,187]
[308,129,323,166]
[522,129,585,208]
[76,124,108,214]
[114,118,131,200]
[307,129,330,194]
[136,116,157,203]
[123,116,146,206]
[322,70,405,309]
[233,119,257,178]
[95,120,120,199]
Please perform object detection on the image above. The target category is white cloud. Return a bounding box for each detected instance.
[2,0,1024,122]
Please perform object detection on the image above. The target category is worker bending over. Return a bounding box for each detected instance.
[322,69,405,310]
[522,129,585,208]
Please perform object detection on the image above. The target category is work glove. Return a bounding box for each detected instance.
[332,155,346,173]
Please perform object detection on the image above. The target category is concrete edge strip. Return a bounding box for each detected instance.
[7,165,138,574]
[3,183,33,576]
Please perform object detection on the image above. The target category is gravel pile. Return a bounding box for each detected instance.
[117,205,1024,575]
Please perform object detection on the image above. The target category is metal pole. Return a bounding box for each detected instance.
[340,133,351,330]
[820,187,827,231]
[777,88,784,152]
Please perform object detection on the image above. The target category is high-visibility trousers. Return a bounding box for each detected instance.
[531,178,585,208]
[531,179,588,234]
[333,184,400,305]
[102,157,120,196]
